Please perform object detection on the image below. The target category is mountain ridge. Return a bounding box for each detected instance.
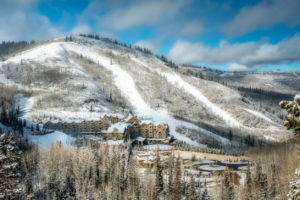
[0,35,296,147]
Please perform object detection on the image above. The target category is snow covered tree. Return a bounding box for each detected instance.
[245,164,253,200]
[173,157,182,200]
[280,94,300,199]
[254,163,268,199]
[280,94,300,136]
[167,154,174,196]
[269,163,278,198]
[201,180,210,200]
[223,169,235,200]
[189,174,197,200]
[288,169,300,200]
[155,149,164,195]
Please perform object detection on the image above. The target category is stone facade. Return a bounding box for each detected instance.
[127,116,141,124]
[44,115,117,135]
[44,115,170,142]
[128,121,169,139]
[106,128,124,140]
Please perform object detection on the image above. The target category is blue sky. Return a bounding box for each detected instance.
[1,0,300,71]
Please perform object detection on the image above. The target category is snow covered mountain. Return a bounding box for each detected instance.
[0,36,295,146]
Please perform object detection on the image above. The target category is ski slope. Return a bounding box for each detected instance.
[162,73,240,127]
[63,42,230,146]
[244,108,273,123]
[131,57,240,127]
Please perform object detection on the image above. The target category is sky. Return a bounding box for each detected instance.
[1,0,300,71]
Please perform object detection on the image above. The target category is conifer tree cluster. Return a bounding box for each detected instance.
[280,94,300,136]
[0,99,23,135]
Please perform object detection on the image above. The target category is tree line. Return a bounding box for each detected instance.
[66,34,178,69]
[0,41,35,58]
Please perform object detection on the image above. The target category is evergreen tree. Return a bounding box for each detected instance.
[155,148,164,195]
[16,105,20,115]
[173,157,182,200]
[201,180,210,200]
[109,91,113,103]
[31,125,34,132]
[189,174,197,200]
[245,164,252,200]
[269,163,278,198]
[167,154,174,196]
[23,119,27,127]
[223,169,234,200]
[228,129,233,141]
[254,163,268,199]
[0,107,8,125]
[36,123,40,132]
[280,94,300,136]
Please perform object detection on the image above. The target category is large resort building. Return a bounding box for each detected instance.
[44,114,171,144]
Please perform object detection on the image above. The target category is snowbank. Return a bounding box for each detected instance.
[27,131,75,148]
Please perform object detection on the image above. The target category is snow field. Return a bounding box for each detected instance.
[63,42,212,146]
[131,57,240,127]
[244,108,273,123]
[26,131,75,148]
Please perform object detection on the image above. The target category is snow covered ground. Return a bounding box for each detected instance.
[244,108,273,123]
[0,37,291,146]
[131,57,240,127]
[63,42,215,146]
[161,72,240,127]
[0,40,240,146]
[0,123,11,133]
[26,131,75,148]
[143,144,174,150]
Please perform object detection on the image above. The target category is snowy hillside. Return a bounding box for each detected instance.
[0,36,293,146]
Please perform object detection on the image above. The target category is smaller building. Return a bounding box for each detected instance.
[127,116,141,124]
[127,120,169,140]
[102,114,122,124]
[43,114,171,143]
[103,122,130,140]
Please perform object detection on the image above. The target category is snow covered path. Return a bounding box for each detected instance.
[244,108,273,123]
[64,43,230,146]
[162,73,240,127]
[131,57,240,127]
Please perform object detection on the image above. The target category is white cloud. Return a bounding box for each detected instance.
[223,0,300,37]
[70,24,91,35]
[135,40,158,53]
[100,0,188,30]
[0,0,62,41]
[78,0,203,40]
[168,40,209,63]
[168,33,300,71]
[180,20,203,36]
[227,63,248,71]
[98,31,119,40]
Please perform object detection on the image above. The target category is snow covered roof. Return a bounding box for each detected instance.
[140,119,168,127]
[135,137,146,141]
[102,113,124,119]
[102,122,130,133]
